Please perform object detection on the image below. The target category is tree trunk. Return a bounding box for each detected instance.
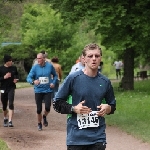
[122,48,134,90]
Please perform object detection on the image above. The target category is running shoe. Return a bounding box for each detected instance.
[8,121,14,127]
[43,115,48,127]
[38,123,42,131]
[3,119,8,127]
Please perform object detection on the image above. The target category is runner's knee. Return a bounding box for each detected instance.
[9,104,14,110]
[37,110,42,114]
[2,104,7,111]
[3,107,7,111]
[45,107,50,112]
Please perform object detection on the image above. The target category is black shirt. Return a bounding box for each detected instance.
[0,65,19,92]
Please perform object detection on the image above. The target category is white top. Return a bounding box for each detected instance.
[114,61,123,69]
[69,62,85,74]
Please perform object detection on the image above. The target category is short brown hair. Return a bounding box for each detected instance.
[51,57,59,63]
[82,43,102,56]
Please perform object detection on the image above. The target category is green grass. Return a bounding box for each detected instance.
[0,139,10,150]
[16,82,32,88]
[106,79,150,143]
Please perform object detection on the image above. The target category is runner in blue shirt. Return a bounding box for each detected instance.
[53,43,116,150]
[27,53,57,131]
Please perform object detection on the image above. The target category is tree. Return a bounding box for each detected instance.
[46,0,150,90]
[0,1,23,42]
[0,1,12,42]
[0,0,46,43]
[0,44,36,81]
[21,3,75,52]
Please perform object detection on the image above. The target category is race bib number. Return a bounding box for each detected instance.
[77,111,99,129]
[39,77,49,84]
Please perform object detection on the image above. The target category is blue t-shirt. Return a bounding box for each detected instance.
[26,62,57,93]
[55,70,116,145]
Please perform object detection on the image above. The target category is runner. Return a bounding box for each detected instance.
[0,54,19,127]
[27,53,57,131]
[53,43,116,150]
[69,54,85,74]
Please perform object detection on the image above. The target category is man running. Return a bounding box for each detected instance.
[53,43,116,150]
[0,55,19,127]
[27,53,57,131]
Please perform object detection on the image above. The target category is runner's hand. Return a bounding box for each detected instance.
[74,100,92,114]
[34,80,40,85]
[97,104,111,117]
[13,79,19,83]
[4,72,11,79]
[50,83,55,88]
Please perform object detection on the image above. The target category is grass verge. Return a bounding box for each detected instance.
[16,82,32,89]
[106,79,150,143]
[0,139,10,150]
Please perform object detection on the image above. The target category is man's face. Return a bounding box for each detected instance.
[84,49,101,70]
[37,54,45,66]
[6,60,13,67]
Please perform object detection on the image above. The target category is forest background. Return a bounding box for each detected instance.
[0,0,150,90]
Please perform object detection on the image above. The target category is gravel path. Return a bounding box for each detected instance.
[0,87,150,150]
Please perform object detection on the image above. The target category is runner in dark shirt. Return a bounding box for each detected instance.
[0,55,19,127]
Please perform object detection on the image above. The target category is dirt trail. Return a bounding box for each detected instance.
[0,87,150,150]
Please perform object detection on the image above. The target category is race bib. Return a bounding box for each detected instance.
[77,111,99,129]
[39,77,49,84]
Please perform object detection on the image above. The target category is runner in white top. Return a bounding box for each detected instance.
[113,60,123,79]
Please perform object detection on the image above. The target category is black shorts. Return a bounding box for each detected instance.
[1,88,15,110]
[67,142,106,150]
[35,92,52,114]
